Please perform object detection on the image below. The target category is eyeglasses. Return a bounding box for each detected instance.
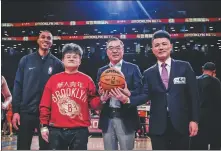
[107,46,123,51]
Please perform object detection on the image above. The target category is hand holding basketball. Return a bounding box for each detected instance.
[100,90,110,102]
[118,82,131,97]
[109,88,129,104]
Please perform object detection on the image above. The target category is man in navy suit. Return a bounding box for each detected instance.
[126,30,199,149]
[96,37,143,150]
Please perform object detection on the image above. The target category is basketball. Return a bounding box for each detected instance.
[99,68,126,91]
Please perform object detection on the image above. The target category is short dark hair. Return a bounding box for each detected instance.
[202,62,216,71]
[39,30,52,37]
[152,30,171,43]
[62,43,83,59]
[106,37,124,49]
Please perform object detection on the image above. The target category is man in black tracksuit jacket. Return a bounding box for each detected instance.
[191,62,221,150]
[12,30,64,150]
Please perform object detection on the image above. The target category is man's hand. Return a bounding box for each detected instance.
[118,82,131,97]
[12,113,20,130]
[189,121,198,137]
[109,88,129,104]
[98,82,104,95]
[2,103,7,110]
[41,127,49,143]
[99,82,111,103]
[100,90,110,102]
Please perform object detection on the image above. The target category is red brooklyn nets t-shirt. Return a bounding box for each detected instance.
[39,71,101,128]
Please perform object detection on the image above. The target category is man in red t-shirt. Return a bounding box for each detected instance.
[39,43,101,150]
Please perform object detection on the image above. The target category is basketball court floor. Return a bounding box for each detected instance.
[1,135,152,150]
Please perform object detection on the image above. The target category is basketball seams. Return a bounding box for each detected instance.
[99,81,124,87]
[100,75,125,80]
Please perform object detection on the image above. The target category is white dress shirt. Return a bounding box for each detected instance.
[157,57,171,77]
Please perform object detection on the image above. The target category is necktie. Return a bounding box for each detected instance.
[161,63,169,89]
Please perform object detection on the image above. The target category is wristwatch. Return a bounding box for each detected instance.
[123,97,130,104]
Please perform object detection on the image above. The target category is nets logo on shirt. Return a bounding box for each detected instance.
[58,96,83,119]
[52,82,87,119]
[48,66,53,75]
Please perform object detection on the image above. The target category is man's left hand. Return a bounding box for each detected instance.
[189,121,198,137]
[109,88,129,104]
[118,82,131,97]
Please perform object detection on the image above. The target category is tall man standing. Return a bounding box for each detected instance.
[12,30,64,150]
[126,30,199,149]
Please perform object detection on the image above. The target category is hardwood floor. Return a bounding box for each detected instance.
[1,135,152,150]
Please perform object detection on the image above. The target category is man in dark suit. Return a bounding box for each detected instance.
[191,62,221,150]
[96,37,143,150]
[127,30,199,149]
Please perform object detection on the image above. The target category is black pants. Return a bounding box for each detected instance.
[1,109,6,129]
[151,117,189,150]
[191,124,221,150]
[17,113,49,150]
[48,127,89,150]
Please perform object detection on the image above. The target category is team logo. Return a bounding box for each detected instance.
[48,66,53,75]
[58,96,83,119]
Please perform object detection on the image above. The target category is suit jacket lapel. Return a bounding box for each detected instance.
[101,65,110,74]
[167,59,175,91]
[121,61,127,77]
[120,61,127,106]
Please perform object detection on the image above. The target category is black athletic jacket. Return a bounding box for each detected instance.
[12,51,64,115]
